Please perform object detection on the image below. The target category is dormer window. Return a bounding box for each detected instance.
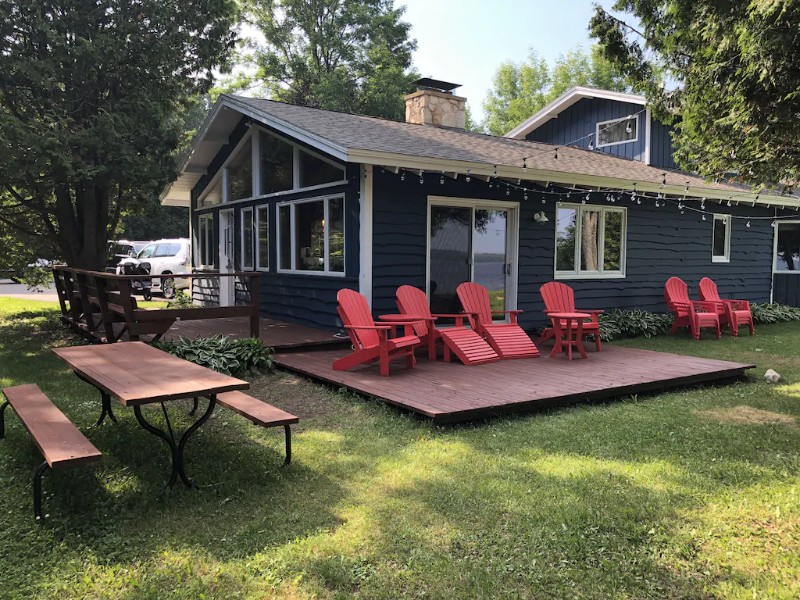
[596,115,638,148]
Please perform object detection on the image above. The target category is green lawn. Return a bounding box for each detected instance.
[0,298,798,599]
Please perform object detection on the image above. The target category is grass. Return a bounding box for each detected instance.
[0,298,798,599]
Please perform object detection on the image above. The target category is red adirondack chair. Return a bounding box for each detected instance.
[395,285,499,365]
[698,277,755,336]
[664,277,721,340]
[333,289,420,376]
[456,282,540,359]
[537,282,603,351]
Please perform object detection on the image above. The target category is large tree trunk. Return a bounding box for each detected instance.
[50,180,111,271]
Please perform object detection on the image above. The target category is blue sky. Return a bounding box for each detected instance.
[399,0,618,122]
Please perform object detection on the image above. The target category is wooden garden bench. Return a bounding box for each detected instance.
[215,391,299,465]
[1,384,101,519]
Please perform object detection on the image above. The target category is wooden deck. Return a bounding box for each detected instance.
[164,317,347,352]
[275,345,755,423]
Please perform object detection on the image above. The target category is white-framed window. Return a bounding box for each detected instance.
[256,205,269,271]
[241,207,255,270]
[712,214,732,263]
[197,213,214,268]
[195,127,346,210]
[277,195,345,276]
[773,221,800,273]
[555,204,626,279]
[596,115,638,148]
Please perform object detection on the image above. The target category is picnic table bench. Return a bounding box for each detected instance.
[1,384,102,519]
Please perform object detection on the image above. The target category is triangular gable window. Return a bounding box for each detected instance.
[299,150,345,188]
[260,133,294,195]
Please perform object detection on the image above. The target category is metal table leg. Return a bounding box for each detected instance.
[133,395,217,487]
[73,372,117,426]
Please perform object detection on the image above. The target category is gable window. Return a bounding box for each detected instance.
[256,205,269,271]
[227,138,253,201]
[712,214,731,262]
[199,179,222,208]
[555,204,626,278]
[241,207,255,270]
[260,133,294,195]
[277,195,345,275]
[198,213,214,267]
[596,115,638,148]
[299,150,346,188]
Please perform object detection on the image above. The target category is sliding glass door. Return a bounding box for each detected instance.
[428,201,517,317]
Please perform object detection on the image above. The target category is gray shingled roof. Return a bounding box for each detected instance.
[230,95,749,196]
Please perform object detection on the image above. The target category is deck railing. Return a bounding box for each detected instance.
[52,266,261,342]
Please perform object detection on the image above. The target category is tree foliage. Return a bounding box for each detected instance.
[590,0,800,190]
[243,0,418,120]
[481,46,632,136]
[0,1,238,269]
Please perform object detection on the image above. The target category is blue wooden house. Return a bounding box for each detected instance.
[161,82,800,331]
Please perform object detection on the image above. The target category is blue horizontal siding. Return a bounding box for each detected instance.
[773,274,800,307]
[650,120,678,170]
[527,98,646,162]
[372,170,775,329]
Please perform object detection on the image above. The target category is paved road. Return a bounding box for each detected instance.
[0,279,60,302]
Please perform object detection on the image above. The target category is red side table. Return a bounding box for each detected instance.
[548,312,591,360]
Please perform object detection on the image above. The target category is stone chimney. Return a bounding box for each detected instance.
[404,78,466,129]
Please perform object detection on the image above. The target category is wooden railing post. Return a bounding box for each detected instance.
[249,273,260,339]
[52,269,69,318]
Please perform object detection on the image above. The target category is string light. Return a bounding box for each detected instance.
[746,220,751,227]
[418,170,424,184]
[400,172,405,182]
[440,172,445,185]
[465,169,471,182]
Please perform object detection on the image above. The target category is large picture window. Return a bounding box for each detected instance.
[774,222,800,272]
[712,214,731,262]
[555,204,626,278]
[277,195,345,275]
[241,207,255,270]
[596,115,638,148]
[256,205,269,271]
[197,214,214,267]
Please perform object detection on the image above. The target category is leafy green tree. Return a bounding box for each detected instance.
[482,46,631,136]
[243,0,418,120]
[482,51,550,136]
[590,0,800,189]
[0,1,238,270]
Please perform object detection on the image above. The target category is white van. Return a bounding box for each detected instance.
[135,238,191,298]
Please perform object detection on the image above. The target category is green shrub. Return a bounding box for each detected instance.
[597,309,673,342]
[153,335,274,376]
[750,303,800,324]
[166,289,194,309]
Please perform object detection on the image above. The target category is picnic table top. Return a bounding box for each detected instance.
[52,342,249,406]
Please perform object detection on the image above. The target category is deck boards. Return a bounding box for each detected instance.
[275,345,755,423]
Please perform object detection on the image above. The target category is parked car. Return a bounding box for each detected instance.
[106,240,152,271]
[130,238,191,299]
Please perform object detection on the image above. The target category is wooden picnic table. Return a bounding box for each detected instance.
[52,341,249,487]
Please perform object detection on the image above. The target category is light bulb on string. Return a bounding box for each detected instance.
[701,198,706,210]
[636,197,641,205]
[727,198,732,207]
[771,220,777,228]
[655,200,660,208]
[418,170,424,184]
[440,172,445,185]
[465,169,471,182]
[506,185,510,196]
[400,172,405,182]
[746,220,751,227]
[701,214,706,221]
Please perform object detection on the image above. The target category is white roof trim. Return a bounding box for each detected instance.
[160,95,349,206]
[504,86,647,140]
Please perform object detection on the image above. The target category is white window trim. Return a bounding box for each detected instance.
[712,214,732,263]
[276,194,346,277]
[256,204,270,272]
[596,115,639,149]
[197,213,215,269]
[772,219,800,274]
[240,206,255,270]
[554,203,627,280]
[195,126,347,211]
